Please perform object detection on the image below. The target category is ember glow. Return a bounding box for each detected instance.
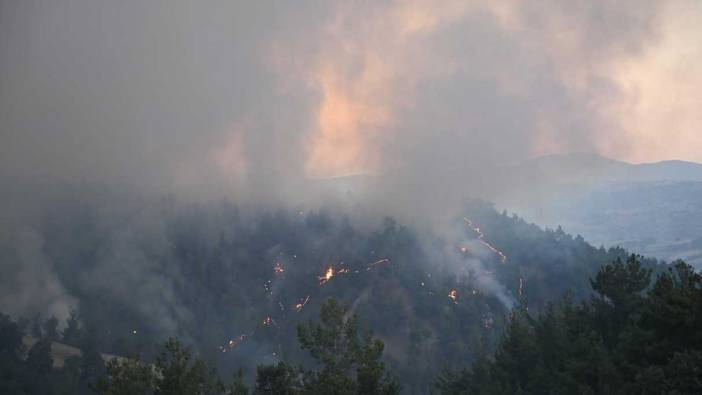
[294,295,311,312]
[463,217,508,263]
[448,289,458,303]
[366,258,390,271]
[220,334,247,353]
[274,262,285,275]
[2,2,701,392]
[319,265,335,285]
[318,264,351,285]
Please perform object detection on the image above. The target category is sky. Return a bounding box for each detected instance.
[1,0,701,200]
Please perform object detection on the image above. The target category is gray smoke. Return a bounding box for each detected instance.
[0,0,690,329]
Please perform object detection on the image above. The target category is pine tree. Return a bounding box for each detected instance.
[62,310,81,345]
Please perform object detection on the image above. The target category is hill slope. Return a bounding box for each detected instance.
[493,154,702,268]
[1,197,661,393]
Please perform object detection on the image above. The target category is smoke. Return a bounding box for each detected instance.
[0,0,699,337]
[0,226,77,323]
[2,1,695,201]
[446,218,515,309]
[77,202,195,337]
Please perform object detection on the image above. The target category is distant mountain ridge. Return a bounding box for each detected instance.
[305,153,702,268]
[508,153,702,185]
[495,153,702,268]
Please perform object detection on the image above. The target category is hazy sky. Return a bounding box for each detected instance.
[1,0,701,197]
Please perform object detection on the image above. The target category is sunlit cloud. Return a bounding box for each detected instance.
[299,1,470,178]
[606,0,702,163]
[2,0,700,198]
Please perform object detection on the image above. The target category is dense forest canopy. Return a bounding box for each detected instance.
[3,254,700,394]
[1,196,671,394]
[3,1,702,393]
[437,257,702,394]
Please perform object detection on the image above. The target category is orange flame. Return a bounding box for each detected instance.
[294,295,311,312]
[319,265,335,285]
[274,261,285,275]
[463,217,508,263]
[220,334,247,353]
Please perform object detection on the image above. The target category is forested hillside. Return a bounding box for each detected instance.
[492,154,702,269]
[0,198,663,393]
[438,256,702,394]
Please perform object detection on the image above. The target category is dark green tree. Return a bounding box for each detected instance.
[155,337,223,395]
[43,316,59,341]
[31,315,42,339]
[62,310,81,345]
[437,257,702,395]
[0,313,23,358]
[0,313,25,394]
[97,357,156,395]
[296,298,400,395]
[25,338,55,394]
[27,339,53,376]
[254,362,298,395]
[97,337,223,395]
[228,368,250,395]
